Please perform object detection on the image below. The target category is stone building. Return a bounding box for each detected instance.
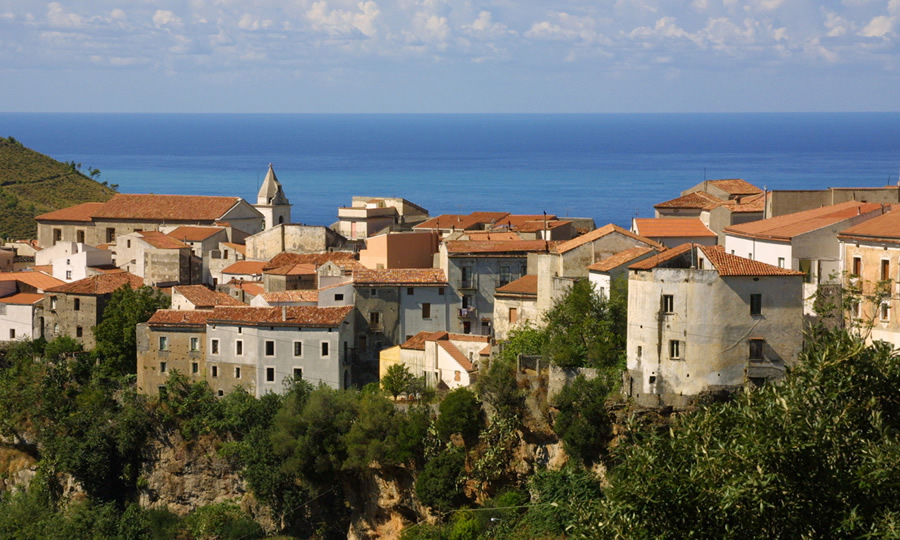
[114,231,196,287]
[492,275,538,341]
[626,244,804,408]
[253,164,292,231]
[137,310,211,395]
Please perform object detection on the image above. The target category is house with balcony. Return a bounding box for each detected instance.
[626,244,804,408]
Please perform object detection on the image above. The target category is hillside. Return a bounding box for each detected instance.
[0,136,116,240]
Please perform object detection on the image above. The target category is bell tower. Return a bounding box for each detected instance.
[254,163,291,230]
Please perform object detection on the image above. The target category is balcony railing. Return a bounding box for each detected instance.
[459,279,476,289]
[458,308,477,319]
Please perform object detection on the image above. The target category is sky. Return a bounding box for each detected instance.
[1,0,899,113]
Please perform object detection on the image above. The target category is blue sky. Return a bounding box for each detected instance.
[1,0,899,113]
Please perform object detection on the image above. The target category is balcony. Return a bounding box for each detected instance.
[459,279,477,290]
[368,322,384,333]
[458,307,477,319]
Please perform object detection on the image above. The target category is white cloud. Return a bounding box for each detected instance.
[153,10,183,29]
[408,12,450,44]
[47,2,83,28]
[891,0,900,15]
[109,9,126,22]
[463,11,515,38]
[754,0,785,11]
[306,1,380,38]
[629,17,704,47]
[525,12,598,43]
[238,13,273,31]
[859,15,895,37]
[824,11,851,37]
[1,12,15,21]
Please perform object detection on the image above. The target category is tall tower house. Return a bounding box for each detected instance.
[254,163,292,230]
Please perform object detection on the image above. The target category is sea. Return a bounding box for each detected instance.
[2,113,899,228]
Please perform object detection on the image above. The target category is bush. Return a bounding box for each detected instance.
[416,448,467,514]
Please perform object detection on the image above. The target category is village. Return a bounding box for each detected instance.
[2,165,900,407]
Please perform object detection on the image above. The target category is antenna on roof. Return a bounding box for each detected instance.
[704,168,707,181]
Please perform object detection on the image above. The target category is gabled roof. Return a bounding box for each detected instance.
[0,271,65,292]
[465,232,521,242]
[704,179,762,196]
[222,261,267,275]
[837,208,900,243]
[221,242,246,255]
[224,279,265,295]
[437,341,475,372]
[725,191,767,213]
[515,220,572,233]
[414,212,510,231]
[629,243,803,277]
[445,240,550,255]
[633,218,716,238]
[147,309,212,328]
[400,330,490,351]
[91,194,243,221]
[258,290,319,303]
[0,292,44,305]
[207,305,353,327]
[495,274,538,296]
[167,226,226,242]
[553,223,664,254]
[264,263,317,277]
[263,252,362,272]
[629,243,694,271]
[35,202,106,222]
[588,246,656,273]
[654,191,723,211]
[725,201,884,242]
[173,285,245,308]
[491,214,557,229]
[137,231,189,250]
[46,272,143,295]
[353,268,447,286]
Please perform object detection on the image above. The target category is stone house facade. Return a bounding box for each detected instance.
[136,310,211,395]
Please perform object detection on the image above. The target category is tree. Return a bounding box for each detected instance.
[415,448,467,514]
[552,373,618,465]
[434,388,483,448]
[381,363,415,400]
[475,356,523,420]
[93,285,170,376]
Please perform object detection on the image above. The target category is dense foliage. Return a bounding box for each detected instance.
[93,285,171,376]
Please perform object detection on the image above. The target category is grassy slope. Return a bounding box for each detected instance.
[0,137,116,240]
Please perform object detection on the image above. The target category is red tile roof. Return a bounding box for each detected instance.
[147,309,212,328]
[838,208,900,242]
[353,268,447,286]
[400,330,490,350]
[438,341,475,371]
[88,265,125,274]
[554,223,664,254]
[35,202,106,222]
[725,201,884,241]
[699,245,805,277]
[258,290,319,303]
[137,231,189,250]
[0,271,65,291]
[466,232,521,242]
[495,274,538,296]
[654,191,723,211]
[704,179,762,196]
[173,285,245,308]
[633,218,717,238]
[207,305,353,327]
[415,212,510,231]
[628,243,694,270]
[167,226,226,242]
[725,192,767,213]
[222,261,267,275]
[222,242,246,255]
[225,279,265,295]
[264,252,362,272]
[587,246,656,272]
[491,214,557,229]
[47,272,143,295]
[515,220,571,233]
[91,194,242,221]
[264,263,317,276]
[0,292,44,305]
[445,240,550,255]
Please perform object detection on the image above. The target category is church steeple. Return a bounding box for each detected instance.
[254,163,292,230]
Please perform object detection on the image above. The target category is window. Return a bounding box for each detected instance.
[462,295,471,309]
[293,367,303,381]
[407,287,414,295]
[463,321,472,334]
[422,302,431,319]
[370,288,377,297]
[190,337,199,351]
[669,340,681,359]
[211,365,219,377]
[235,367,241,379]
[662,294,674,314]
[750,294,762,316]
[881,302,890,321]
[126,240,131,248]
[266,367,275,383]
[265,340,275,356]
[778,257,785,268]
[73,298,80,311]
[509,307,518,324]
[9,329,15,339]
[334,293,344,301]
[159,336,168,351]
[698,258,705,270]
[637,345,642,357]
[237,327,242,334]
[191,362,199,374]
[50,296,57,310]
[76,230,85,243]
[499,265,511,286]
[211,339,219,354]
[749,339,764,360]
[106,228,115,243]
[882,259,891,281]
[160,362,167,373]
[294,341,302,357]
[321,341,330,357]
[235,340,243,356]
[76,326,83,338]
[852,256,862,276]
[218,390,224,397]
[369,312,380,325]
[66,270,72,280]
[438,287,445,295]
[851,301,861,319]
[52,229,61,244]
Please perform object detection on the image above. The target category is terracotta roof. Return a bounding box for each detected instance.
[30,265,53,274]
[491,214,557,229]
[264,252,361,272]
[353,268,447,286]
[147,309,212,328]
[137,231,189,250]
[479,344,491,356]
[838,209,900,242]
[207,305,353,327]
[705,179,762,196]
[0,292,44,305]
[46,272,143,295]
[167,226,226,242]
[0,271,65,291]
[91,194,242,221]
[629,243,695,270]
[725,201,884,241]
[35,202,106,222]
[654,191,723,211]
[445,240,550,255]
[587,246,656,272]
[699,245,805,277]
[264,263,317,276]
[415,212,510,231]
[438,341,475,371]
[495,274,538,296]
[173,285,245,308]
[515,220,571,233]
[466,232,521,242]
[222,261,267,275]
[222,242,246,255]
[554,223,664,254]
[258,290,319,303]
[633,218,717,238]
[724,192,767,213]
[88,265,126,274]
[225,279,265,295]
[400,330,490,351]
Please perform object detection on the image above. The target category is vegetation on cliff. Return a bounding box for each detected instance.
[0,136,116,239]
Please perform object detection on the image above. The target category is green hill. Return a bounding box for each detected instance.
[0,136,116,240]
